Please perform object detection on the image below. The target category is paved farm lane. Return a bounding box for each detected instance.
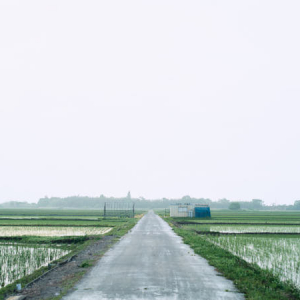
[63,211,244,300]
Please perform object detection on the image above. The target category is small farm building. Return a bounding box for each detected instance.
[170,203,211,218]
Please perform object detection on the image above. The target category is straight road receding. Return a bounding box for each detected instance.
[63,211,244,300]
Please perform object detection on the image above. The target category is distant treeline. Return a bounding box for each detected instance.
[1,196,300,210]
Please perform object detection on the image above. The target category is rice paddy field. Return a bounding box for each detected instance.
[182,224,300,234]
[0,243,70,287]
[202,235,300,288]
[167,210,300,300]
[0,226,112,237]
[0,208,138,296]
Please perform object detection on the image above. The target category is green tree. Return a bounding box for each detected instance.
[218,198,230,208]
[294,200,300,209]
[229,202,241,210]
[251,199,263,210]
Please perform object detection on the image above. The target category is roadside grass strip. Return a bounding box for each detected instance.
[0,244,70,287]
[202,235,300,289]
[0,226,112,237]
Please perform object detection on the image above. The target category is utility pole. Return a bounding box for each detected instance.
[133,203,135,218]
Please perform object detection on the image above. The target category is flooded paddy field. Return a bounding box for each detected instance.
[203,234,300,288]
[0,243,69,287]
[167,210,300,300]
[0,208,139,299]
[183,224,300,234]
[0,226,112,237]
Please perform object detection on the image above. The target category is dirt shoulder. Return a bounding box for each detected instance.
[10,235,116,300]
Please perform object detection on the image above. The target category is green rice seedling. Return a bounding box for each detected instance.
[0,226,112,237]
[203,235,300,288]
[208,225,300,234]
[0,244,70,287]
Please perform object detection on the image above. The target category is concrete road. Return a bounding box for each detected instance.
[63,211,244,300]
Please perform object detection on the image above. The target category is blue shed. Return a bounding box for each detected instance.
[194,206,211,218]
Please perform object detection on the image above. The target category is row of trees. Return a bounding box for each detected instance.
[1,195,300,210]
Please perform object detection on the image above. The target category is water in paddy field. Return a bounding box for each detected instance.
[0,244,70,287]
[204,235,300,288]
[208,225,300,234]
[0,226,112,237]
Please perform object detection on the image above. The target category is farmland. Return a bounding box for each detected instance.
[0,243,69,287]
[202,235,300,288]
[165,210,300,300]
[182,224,300,234]
[0,208,140,299]
[0,226,112,237]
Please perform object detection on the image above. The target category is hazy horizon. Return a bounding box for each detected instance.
[4,193,297,206]
[1,1,299,205]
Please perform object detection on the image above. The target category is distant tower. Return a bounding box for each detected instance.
[127,191,131,200]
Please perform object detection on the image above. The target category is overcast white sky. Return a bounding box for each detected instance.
[0,1,299,205]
